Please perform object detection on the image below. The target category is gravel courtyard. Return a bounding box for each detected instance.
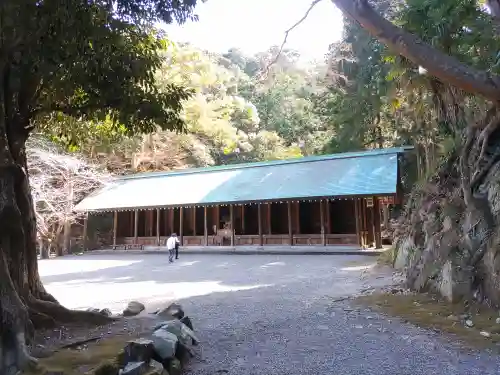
[40,254,500,375]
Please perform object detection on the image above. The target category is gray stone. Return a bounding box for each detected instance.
[154,319,199,346]
[148,359,168,375]
[156,303,184,319]
[86,307,101,313]
[121,361,148,375]
[465,319,474,328]
[480,331,491,338]
[124,301,145,317]
[180,316,194,331]
[167,358,182,375]
[151,329,178,361]
[495,317,500,324]
[438,261,473,303]
[100,308,112,317]
[124,338,155,364]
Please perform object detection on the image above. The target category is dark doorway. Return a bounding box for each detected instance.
[195,207,204,235]
[270,202,287,234]
[243,204,259,234]
[299,202,321,234]
[329,199,356,234]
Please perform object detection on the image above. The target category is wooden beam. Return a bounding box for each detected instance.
[145,210,150,236]
[179,207,184,246]
[169,208,174,234]
[287,201,293,246]
[230,205,235,246]
[113,211,118,246]
[241,205,245,234]
[267,203,272,234]
[367,199,375,247]
[204,206,208,246]
[373,196,382,249]
[134,209,139,242]
[294,202,300,234]
[320,200,326,246]
[258,203,263,246]
[156,208,161,246]
[82,213,89,252]
[354,199,362,248]
[212,206,217,233]
[326,200,331,234]
[192,206,196,236]
[361,199,368,247]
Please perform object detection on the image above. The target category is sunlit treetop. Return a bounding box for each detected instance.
[0,0,202,141]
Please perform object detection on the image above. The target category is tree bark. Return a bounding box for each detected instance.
[0,128,112,374]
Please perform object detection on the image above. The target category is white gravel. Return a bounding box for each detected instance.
[40,254,500,375]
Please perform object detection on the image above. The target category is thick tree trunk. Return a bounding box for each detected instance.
[0,129,112,374]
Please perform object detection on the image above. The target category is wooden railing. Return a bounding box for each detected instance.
[109,233,358,249]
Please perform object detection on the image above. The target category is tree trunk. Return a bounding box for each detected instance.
[0,129,112,374]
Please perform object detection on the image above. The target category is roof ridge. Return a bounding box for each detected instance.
[119,146,413,181]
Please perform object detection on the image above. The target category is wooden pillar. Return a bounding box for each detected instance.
[204,206,208,246]
[294,202,300,234]
[366,199,375,247]
[156,208,161,246]
[266,203,272,234]
[258,203,263,246]
[191,207,196,236]
[361,199,366,246]
[373,196,382,249]
[320,200,326,246]
[169,208,174,234]
[354,199,363,248]
[287,201,293,245]
[241,205,245,234]
[113,211,118,246]
[211,206,216,233]
[326,200,331,234]
[179,207,184,245]
[145,210,151,236]
[82,213,89,252]
[134,209,139,242]
[230,205,235,247]
[215,206,220,230]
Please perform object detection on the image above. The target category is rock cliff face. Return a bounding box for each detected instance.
[393,151,500,306]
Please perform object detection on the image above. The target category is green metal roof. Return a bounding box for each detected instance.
[75,147,410,212]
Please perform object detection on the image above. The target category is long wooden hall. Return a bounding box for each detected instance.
[75,148,410,251]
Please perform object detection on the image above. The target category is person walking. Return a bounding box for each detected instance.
[175,236,180,259]
[166,233,179,263]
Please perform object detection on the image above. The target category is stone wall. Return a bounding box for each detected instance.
[392,153,500,305]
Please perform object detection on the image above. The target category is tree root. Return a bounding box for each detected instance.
[28,297,116,329]
[476,115,500,168]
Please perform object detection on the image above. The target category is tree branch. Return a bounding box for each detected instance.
[330,0,500,102]
[258,0,324,80]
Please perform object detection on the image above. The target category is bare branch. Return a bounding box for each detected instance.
[27,135,113,247]
[257,0,324,81]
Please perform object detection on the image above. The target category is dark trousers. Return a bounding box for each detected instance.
[175,243,179,259]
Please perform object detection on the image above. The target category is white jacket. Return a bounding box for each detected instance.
[166,236,179,250]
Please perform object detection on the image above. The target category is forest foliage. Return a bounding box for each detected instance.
[34,0,500,248]
[41,0,497,182]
